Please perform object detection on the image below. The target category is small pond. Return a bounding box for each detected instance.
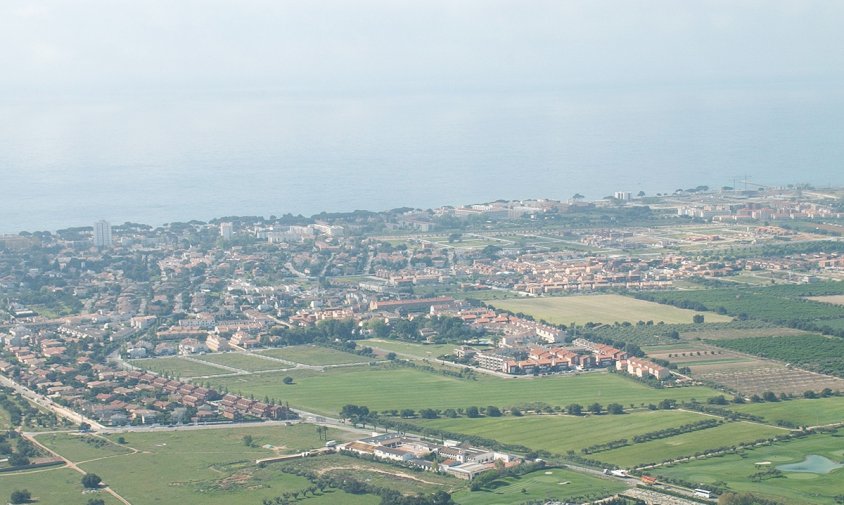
[776,455,843,474]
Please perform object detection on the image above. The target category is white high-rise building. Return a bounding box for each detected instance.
[220,222,233,241]
[94,220,112,248]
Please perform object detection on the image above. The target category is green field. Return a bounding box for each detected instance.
[593,421,787,468]
[731,397,844,426]
[195,352,286,372]
[413,410,708,455]
[257,345,372,365]
[653,432,844,505]
[451,467,627,505]
[210,365,721,417]
[131,356,230,378]
[490,294,732,325]
[35,433,133,462]
[33,424,372,505]
[360,339,466,359]
[0,467,123,505]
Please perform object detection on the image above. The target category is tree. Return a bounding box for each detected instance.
[282,376,294,385]
[385,352,397,361]
[693,314,705,324]
[466,406,480,418]
[588,402,603,415]
[10,490,31,504]
[486,406,502,417]
[9,453,30,467]
[606,403,624,415]
[81,473,102,489]
[566,403,583,416]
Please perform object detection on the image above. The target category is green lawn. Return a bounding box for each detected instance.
[593,421,787,468]
[132,356,231,378]
[451,467,627,505]
[35,433,132,462]
[653,432,844,505]
[257,345,373,366]
[0,467,123,505]
[210,365,722,417]
[360,339,466,358]
[413,410,709,455]
[731,397,844,427]
[194,352,287,372]
[36,424,372,505]
[490,294,732,325]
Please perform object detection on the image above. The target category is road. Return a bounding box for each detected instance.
[0,374,104,430]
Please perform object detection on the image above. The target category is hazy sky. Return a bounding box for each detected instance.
[2,1,843,97]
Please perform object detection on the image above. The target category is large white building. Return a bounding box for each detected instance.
[94,220,112,248]
[220,222,233,241]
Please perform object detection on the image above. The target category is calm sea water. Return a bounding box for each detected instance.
[1,86,842,233]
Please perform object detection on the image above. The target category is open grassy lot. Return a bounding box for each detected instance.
[194,352,286,372]
[360,339,467,359]
[451,467,627,505]
[710,334,844,379]
[0,467,123,505]
[35,433,133,462]
[413,410,709,455]
[731,397,844,426]
[490,294,731,325]
[211,365,722,417]
[277,453,463,495]
[653,432,844,505]
[131,356,231,378]
[807,295,844,306]
[35,424,371,505]
[257,345,372,366]
[593,421,787,468]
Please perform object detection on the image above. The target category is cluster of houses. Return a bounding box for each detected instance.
[340,433,520,480]
[574,338,670,380]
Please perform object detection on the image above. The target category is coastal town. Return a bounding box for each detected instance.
[3,186,844,505]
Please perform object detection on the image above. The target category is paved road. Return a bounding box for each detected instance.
[0,374,104,430]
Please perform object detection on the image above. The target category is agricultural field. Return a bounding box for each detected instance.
[131,356,231,378]
[209,365,722,417]
[276,453,463,495]
[638,283,844,324]
[33,424,370,505]
[451,467,627,505]
[642,342,755,368]
[194,352,288,372]
[257,345,373,366]
[490,294,731,325]
[680,325,809,340]
[653,432,844,505]
[413,410,710,456]
[808,295,844,306]
[691,361,844,396]
[0,467,123,505]
[592,421,787,468]
[731,397,844,426]
[710,334,844,379]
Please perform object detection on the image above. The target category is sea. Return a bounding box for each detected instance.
[1,84,842,233]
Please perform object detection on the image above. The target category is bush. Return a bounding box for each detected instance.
[10,489,31,504]
[81,473,102,489]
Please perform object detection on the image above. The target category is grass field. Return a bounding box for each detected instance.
[593,421,787,468]
[490,294,732,325]
[413,410,709,455]
[653,432,844,505]
[131,356,230,378]
[194,352,286,372]
[257,345,372,366]
[731,397,844,426]
[0,467,123,505]
[34,424,372,505]
[360,339,467,359]
[808,295,844,306]
[210,365,722,417]
[451,467,627,505]
[35,433,133,462]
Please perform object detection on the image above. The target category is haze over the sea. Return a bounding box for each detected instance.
[1,1,842,233]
